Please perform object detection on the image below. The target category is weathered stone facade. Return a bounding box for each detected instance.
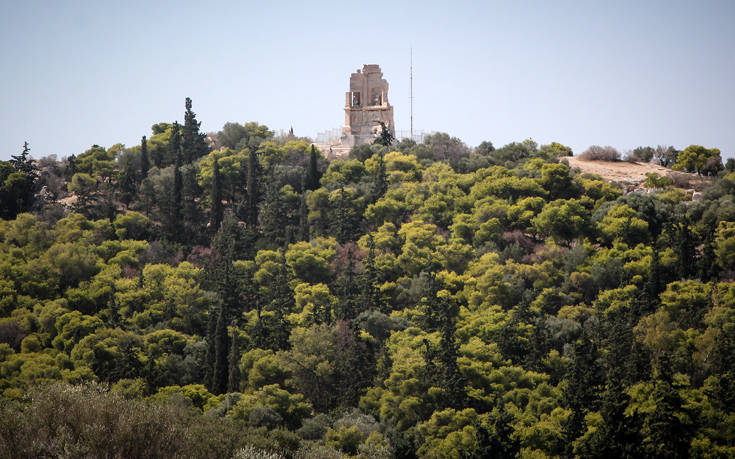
[341,64,395,148]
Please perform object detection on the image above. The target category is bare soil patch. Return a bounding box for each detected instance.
[565,156,709,191]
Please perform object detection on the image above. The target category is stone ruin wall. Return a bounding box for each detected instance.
[341,64,395,148]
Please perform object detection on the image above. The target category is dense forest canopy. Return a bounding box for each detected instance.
[1,98,734,458]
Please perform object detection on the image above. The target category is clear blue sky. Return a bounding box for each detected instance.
[1,0,734,160]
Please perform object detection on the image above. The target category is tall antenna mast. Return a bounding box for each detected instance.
[410,47,414,140]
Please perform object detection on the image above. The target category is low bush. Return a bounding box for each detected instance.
[578,145,621,161]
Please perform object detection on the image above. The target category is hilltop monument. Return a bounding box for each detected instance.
[341,64,395,147]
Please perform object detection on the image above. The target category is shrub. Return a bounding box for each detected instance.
[625,146,655,162]
[644,173,671,189]
[666,172,691,188]
[578,145,621,161]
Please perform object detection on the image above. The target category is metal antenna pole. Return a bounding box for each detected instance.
[410,47,413,141]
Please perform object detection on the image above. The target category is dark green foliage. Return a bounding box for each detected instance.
[246,149,260,228]
[1,142,37,219]
[2,116,735,457]
[305,145,321,191]
[260,179,298,246]
[329,187,362,244]
[563,332,603,447]
[642,356,692,459]
[210,158,224,232]
[373,121,395,147]
[476,402,521,459]
[140,136,149,179]
[369,152,388,203]
[227,331,240,393]
[674,217,697,279]
[167,122,183,240]
[182,97,209,163]
[298,191,308,241]
[212,305,229,395]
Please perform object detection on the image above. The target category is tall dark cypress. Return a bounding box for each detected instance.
[246,150,260,228]
[182,97,208,163]
[675,218,696,279]
[205,307,217,391]
[642,354,692,459]
[227,331,240,393]
[140,135,149,179]
[212,305,229,395]
[330,187,358,244]
[370,152,388,203]
[170,122,183,237]
[359,234,385,313]
[298,191,309,241]
[335,246,359,321]
[210,159,223,232]
[698,228,718,282]
[563,333,603,451]
[644,247,662,314]
[305,145,321,191]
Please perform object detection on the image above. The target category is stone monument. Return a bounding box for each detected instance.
[341,64,395,148]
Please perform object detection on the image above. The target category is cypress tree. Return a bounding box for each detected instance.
[698,228,718,282]
[140,135,149,179]
[212,305,229,395]
[369,152,388,203]
[298,191,309,241]
[675,218,696,279]
[644,246,662,314]
[182,97,208,163]
[10,141,37,175]
[329,187,359,244]
[205,307,217,391]
[359,234,385,313]
[210,159,223,232]
[335,245,359,321]
[305,145,321,191]
[227,331,240,393]
[373,121,394,146]
[642,354,692,459]
[563,333,603,450]
[170,122,182,230]
[181,165,205,244]
[246,150,260,228]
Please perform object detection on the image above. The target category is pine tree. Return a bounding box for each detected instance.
[10,141,37,175]
[140,136,149,179]
[182,97,208,163]
[212,305,229,395]
[210,159,224,232]
[373,121,394,146]
[305,145,321,191]
[227,331,240,393]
